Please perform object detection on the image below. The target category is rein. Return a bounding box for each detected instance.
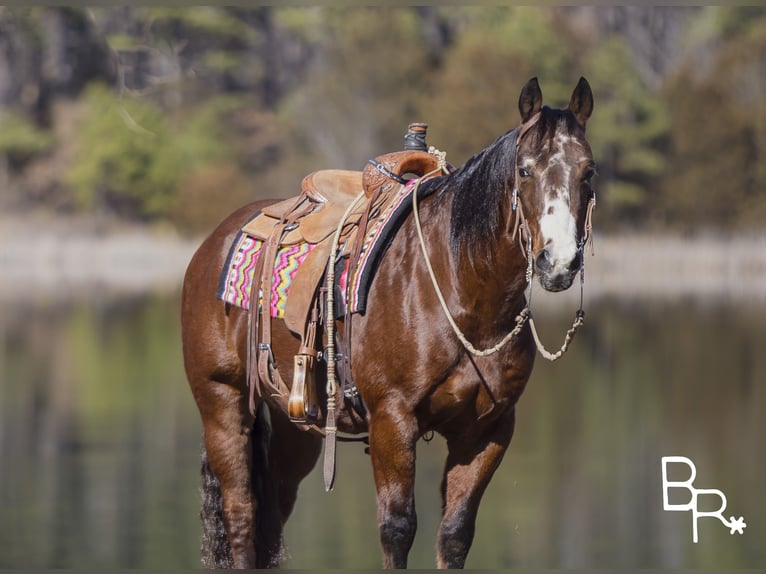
[412,117,595,361]
[512,179,595,361]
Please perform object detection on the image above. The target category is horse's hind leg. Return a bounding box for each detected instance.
[196,380,263,568]
[267,406,323,525]
[437,409,516,568]
[197,386,322,569]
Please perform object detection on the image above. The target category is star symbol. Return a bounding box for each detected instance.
[728,516,746,535]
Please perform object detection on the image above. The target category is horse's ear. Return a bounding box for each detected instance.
[518,77,543,124]
[568,76,594,128]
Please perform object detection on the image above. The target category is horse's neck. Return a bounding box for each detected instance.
[452,234,529,319]
[418,193,529,334]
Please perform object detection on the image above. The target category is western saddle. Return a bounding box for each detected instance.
[242,124,446,427]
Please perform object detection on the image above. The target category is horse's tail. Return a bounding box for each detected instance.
[200,446,233,568]
[199,401,283,569]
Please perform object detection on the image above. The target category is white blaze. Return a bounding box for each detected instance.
[539,193,578,271]
[539,132,578,272]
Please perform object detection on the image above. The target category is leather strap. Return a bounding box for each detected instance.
[366,158,408,185]
[257,229,286,396]
[248,194,314,417]
[517,111,541,143]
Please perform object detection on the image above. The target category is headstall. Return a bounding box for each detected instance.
[412,113,595,361]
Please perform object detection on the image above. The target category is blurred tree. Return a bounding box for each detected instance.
[575,7,700,91]
[0,110,54,206]
[97,7,315,112]
[712,7,766,230]
[1,5,764,234]
[94,7,257,109]
[65,83,235,221]
[65,83,172,218]
[0,7,113,124]
[421,8,580,164]
[584,36,669,230]
[277,7,434,170]
[0,111,54,167]
[661,7,766,231]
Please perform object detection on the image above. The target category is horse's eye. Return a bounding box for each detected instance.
[583,166,597,183]
[518,167,531,178]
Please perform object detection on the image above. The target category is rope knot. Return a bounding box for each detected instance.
[428,146,448,173]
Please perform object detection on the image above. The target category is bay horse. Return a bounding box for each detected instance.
[181,77,596,569]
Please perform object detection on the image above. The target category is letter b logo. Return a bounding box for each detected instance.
[661,456,745,543]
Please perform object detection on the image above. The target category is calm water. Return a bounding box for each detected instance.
[0,292,763,569]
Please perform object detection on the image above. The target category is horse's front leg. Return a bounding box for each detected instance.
[437,408,516,569]
[368,402,419,568]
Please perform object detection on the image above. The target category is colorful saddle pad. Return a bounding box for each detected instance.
[217,177,438,317]
[217,235,316,316]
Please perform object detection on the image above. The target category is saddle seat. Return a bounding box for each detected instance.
[243,169,365,246]
[243,149,439,246]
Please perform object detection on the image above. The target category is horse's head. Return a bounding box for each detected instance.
[513,77,596,292]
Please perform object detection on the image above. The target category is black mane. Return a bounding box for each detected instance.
[426,128,520,265]
[422,108,583,266]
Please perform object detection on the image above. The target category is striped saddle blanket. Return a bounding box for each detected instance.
[216,178,425,319]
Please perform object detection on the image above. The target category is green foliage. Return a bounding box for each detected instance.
[2,6,766,233]
[66,83,169,217]
[421,8,580,163]
[277,8,434,169]
[169,162,254,236]
[66,83,235,219]
[273,7,323,43]
[661,7,766,231]
[490,8,580,106]
[146,7,255,42]
[0,112,54,160]
[715,5,766,40]
[583,36,669,226]
[105,33,143,52]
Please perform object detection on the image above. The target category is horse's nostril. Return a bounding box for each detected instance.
[535,249,553,273]
[569,251,583,272]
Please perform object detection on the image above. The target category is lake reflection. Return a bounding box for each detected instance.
[0,294,763,569]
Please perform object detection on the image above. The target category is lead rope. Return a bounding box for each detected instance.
[525,254,585,361]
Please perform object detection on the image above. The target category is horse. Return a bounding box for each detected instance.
[181,76,596,569]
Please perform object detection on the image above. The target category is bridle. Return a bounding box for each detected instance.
[507,110,597,361]
[510,111,596,262]
[412,112,596,361]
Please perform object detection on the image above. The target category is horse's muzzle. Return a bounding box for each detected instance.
[534,248,581,292]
